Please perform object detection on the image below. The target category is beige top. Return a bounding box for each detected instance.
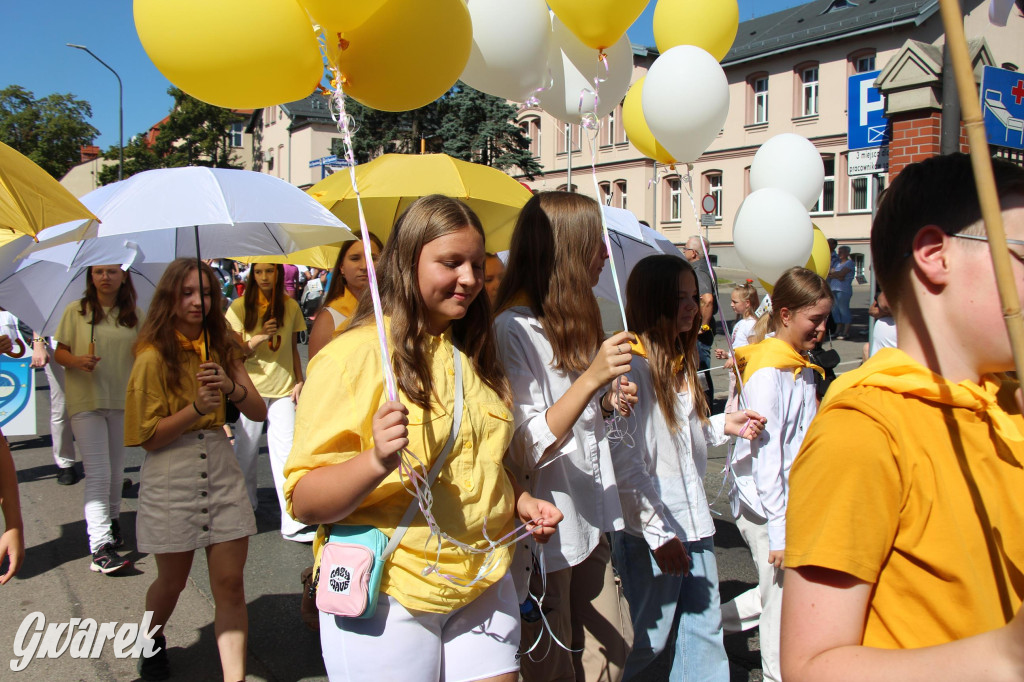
[226,297,304,398]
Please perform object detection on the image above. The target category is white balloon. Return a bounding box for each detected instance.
[461,0,551,102]
[537,14,634,124]
[641,45,729,164]
[750,134,825,210]
[734,188,814,285]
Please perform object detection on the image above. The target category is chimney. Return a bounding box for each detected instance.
[80,145,101,163]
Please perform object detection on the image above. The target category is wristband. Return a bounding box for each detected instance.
[229,383,248,403]
[600,392,614,418]
[224,377,237,396]
[192,401,207,417]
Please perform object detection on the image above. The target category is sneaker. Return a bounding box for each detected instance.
[90,543,130,575]
[137,635,170,681]
[110,520,124,550]
[56,467,79,486]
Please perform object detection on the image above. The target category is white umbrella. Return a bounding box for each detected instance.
[595,206,685,303]
[20,167,355,268]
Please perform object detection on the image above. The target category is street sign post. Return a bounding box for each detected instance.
[981,65,1024,151]
[848,71,890,151]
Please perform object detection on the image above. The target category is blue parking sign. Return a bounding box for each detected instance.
[981,66,1024,151]
[848,71,889,150]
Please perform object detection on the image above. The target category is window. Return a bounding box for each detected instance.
[266,149,274,172]
[230,122,244,148]
[811,157,835,215]
[668,177,682,221]
[598,181,612,205]
[520,117,542,157]
[615,180,627,210]
[801,66,819,116]
[558,122,580,153]
[277,144,284,178]
[604,109,616,147]
[848,173,885,213]
[704,172,723,220]
[856,55,876,73]
[752,77,769,124]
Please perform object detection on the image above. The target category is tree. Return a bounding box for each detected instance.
[0,85,99,179]
[98,87,244,185]
[332,82,542,179]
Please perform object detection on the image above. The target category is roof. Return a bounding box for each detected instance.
[280,93,336,130]
[722,0,939,66]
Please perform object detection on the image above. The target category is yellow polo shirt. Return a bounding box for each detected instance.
[225,297,305,398]
[787,351,1024,649]
[54,302,139,417]
[283,321,516,614]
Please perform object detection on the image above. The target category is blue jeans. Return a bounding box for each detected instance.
[697,340,714,407]
[612,532,729,682]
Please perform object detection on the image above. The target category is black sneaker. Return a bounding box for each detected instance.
[110,520,124,550]
[137,635,170,681]
[56,467,79,485]
[90,543,130,575]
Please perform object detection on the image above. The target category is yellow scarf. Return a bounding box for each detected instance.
[822,347,1023,442]
[176,330,207,362]
[735,336,824,383]
[328,287,359,319]
[256,287,271,319]
[495,290,534,317]
[628,335,686,374]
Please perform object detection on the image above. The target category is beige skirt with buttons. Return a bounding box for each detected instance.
[137,429,256,554]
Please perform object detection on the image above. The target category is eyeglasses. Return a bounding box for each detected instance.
[950,233,1024,267]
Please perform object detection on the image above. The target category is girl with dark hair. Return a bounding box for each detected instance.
[492,191,638,682]
[285,195,560,681]
[610,255,764,681]
[307,233,383,360]
[226,262,309,541]
[127,259,265,681]
[54,264,141,575]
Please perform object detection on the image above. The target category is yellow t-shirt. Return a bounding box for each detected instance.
[54,302,140,416]
[787,351,1024,649]
[124,346,232,446]
[283,322,516,614]
[226,297,305,398]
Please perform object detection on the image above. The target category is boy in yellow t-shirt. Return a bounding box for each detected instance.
[782,153,1024,682]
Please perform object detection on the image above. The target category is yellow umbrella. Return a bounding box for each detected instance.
[307,153,533,252]
[233,241,348,269]
[0,141,98,239]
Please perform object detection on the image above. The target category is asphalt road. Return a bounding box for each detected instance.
[0,274,875,681]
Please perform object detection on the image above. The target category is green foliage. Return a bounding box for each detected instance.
[0,85,99,179]
[332,83,542,179]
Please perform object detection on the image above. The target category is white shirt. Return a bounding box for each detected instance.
[870,316,898,356]
[732,317,757,349]
[495,307,624,573]
[610,357,726,549]
[729,365,818,550]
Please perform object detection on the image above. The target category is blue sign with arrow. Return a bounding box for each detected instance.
[848,71,890,150]
[981,66,1024,151]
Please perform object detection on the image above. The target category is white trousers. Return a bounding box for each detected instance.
[233,395,304,537]
[45,361,75,468]
[734,511,783,682]
[70,409,125,553]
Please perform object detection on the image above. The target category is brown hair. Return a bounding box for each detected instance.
[872,152,1024,309]
[347,195,511,409]
[242,263,285,332]
[492,192,603,373]
[78,266,139,329]
[750,267,833,343]
[733,282,760,316]
[133,259,235,393]
[626,255,707,430]
[324,233,384,305]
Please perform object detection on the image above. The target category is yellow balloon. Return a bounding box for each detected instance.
[653,0,739,63]
[134,0,323,109]
[326,0,471,112]
[805,225,831,279]
[622,78,676,165]
[759,278,774,295]
[547,0,650,50]
[300,0,388,33]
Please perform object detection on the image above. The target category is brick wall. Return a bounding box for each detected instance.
[888,111,971,179]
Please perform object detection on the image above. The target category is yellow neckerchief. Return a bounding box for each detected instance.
[735,336,824,383]
[255,287,271,319]
[495,290,534,317]
[628,335,686,374]
[822,347,1023,442]
[328,287,359,319]
[175,330,207,362]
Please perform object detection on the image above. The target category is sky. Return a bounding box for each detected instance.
[2,0,811,151]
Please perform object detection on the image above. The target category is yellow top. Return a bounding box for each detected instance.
[787,349,1024,649]
[226,296,305,398]
[124,345,233,446]
[283,321,516,614]
[54,302,139,417]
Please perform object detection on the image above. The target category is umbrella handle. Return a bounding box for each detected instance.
[5,338,25,359]
[268,335,282,352]
[88,342,95,356]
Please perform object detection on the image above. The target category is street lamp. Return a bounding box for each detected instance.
[67,43,123,181]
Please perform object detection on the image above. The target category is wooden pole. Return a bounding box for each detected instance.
[938,0,1024,383]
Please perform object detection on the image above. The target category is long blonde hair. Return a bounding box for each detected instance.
[346,195,511,409]
[493,192,604,373]
[749,267,833,344]
[626,255,708,430]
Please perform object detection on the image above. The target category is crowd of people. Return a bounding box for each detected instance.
[0,152,1023,682]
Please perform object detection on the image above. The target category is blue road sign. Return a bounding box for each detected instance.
[848,71,890,150]
[982,66,1024,151]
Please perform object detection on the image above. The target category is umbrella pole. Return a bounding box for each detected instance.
[194,226,209,362]
[938,0,1024,382]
